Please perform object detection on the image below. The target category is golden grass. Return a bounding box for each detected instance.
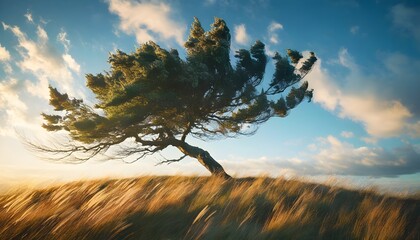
[0,176,419,239]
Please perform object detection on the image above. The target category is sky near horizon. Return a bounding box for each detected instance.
[0,0,419,192]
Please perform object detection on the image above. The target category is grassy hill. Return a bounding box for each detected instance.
[0,176,419,240]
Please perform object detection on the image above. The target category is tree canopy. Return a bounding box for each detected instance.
[39,17,317,178]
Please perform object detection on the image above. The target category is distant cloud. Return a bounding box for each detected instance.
[308,135,420,177]
[350,25,359,34]
[203,0,230,7]
[107,0,186,46]
[341,131,354,138]
[267,21,283,44]
[220,135,420,177]
[234,24,249,45]
[24,11,34,23]
[306,49,418,138]
[204,0,216,5]
[57,30,70,52]
[391,4,420,43]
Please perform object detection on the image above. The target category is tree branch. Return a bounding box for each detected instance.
[156,154,188,165]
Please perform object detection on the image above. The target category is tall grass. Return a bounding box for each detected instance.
[0,176,419,239]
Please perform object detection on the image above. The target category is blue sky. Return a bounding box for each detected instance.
[0,0,419,192]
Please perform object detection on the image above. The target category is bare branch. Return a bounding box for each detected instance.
[156,154,188,165]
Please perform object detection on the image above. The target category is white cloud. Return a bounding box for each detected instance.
[391,4,420,42]
[267,21,283,44]
[350,25,359,34]
[63,54,80,74]
[2,22,82,99]
[0,43,12,74]
[2,63,13,74]
[234,24,249,45]
[341,131,354,138]
[24,12,34,23]
[0,78,29,136]
[308,136,420,176]
[220,135,420,178]
[0,43,11,61]
[306,49,417,138]
[107,0,186,46]
[57,30,70,52]
[268,21,283,32]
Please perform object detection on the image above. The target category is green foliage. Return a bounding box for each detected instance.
[41,17,317,165]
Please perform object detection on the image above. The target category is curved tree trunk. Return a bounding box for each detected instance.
[175,141,231,179]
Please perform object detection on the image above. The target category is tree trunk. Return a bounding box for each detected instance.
[175,141,231,179]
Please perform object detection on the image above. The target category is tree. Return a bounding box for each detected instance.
[38,17,316,179]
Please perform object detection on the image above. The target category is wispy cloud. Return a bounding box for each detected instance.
[57,30,70,52]
[234,24,250,46]
[2,19,81,99]
[107,0,186,46]
[0,43,11,61]
[341,131,354,138]
[204,0,216,5]
[0,78,29,136]
[350,25,359,34]
[0,14,84,137]
[24,11,34,23]
[267,21,283,44]
[0,43,12,74]
[391,4,420,43]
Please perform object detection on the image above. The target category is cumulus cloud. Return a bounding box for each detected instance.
[234,24,249,45]
[107,0,186,46]
[306,48,418,138]
[2,21,81,99]
[391,4,420,43]
[267,21,283,44]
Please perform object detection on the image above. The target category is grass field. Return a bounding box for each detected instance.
[0,176,419,239]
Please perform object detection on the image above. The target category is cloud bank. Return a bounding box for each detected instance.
[221,135,420,178]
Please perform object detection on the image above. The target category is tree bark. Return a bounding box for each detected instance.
[174,141,231,179]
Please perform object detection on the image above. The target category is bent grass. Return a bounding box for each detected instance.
[0,176,419,239]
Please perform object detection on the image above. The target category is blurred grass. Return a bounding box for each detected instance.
[0,176,419,239]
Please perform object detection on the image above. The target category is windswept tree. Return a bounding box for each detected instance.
[37,17,316,179]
